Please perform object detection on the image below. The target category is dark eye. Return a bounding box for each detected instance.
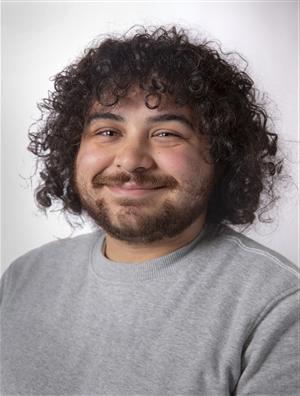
[153,131,181,138]
[95,129,120,138]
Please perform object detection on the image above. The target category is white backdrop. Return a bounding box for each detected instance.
[1,1,299,274]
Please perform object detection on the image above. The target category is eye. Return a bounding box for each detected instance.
[152,130,183,140]
[95,129,119,137]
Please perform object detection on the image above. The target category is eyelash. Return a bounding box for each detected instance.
[93,129,183,140]
[153,131,181,138]
[95,129,118,137]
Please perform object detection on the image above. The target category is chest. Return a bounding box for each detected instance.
[2,276,244,395]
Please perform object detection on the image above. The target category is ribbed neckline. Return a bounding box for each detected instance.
[89,226,208,283]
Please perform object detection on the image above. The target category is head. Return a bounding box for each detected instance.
[74,86,214,243]
[28,26,282,241]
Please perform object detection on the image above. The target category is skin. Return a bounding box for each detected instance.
[75,88,215,263]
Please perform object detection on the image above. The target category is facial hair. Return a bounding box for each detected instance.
[76,171,212,244]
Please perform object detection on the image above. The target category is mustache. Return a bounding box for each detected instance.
[92,172,178,189]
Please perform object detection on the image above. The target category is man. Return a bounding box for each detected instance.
[1,26,299,395]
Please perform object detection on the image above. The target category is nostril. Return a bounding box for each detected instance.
[133,167,147,173]
[115,151,154,172]
[116,164,146,171]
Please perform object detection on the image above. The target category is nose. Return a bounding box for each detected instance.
[114,141,155,173]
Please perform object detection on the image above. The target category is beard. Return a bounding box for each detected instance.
[76,171,212,244]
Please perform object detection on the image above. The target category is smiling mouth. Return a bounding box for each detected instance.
[106,184,165,198]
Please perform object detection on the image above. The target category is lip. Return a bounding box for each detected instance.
[106,184,164,198]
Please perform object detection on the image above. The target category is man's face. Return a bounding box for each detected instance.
[74,88,215,243]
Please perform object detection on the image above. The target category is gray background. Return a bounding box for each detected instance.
[1,1,299,274]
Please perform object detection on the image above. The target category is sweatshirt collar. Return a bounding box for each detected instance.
[90,226,208,283]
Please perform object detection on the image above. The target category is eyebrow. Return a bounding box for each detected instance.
[147,114,194,130]
[85,112,125,125]
[85,112,194,130]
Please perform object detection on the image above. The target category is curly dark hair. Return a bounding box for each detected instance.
[28,25,282,227]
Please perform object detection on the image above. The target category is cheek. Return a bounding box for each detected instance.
[156,149,212,181]
[75,144,109,175]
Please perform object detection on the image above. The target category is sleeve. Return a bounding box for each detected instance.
[234,287,300,395]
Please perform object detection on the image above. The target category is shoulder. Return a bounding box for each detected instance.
[192,225,299,307]
[6,230,102,270]
[201,225,298,276]
[0,230,103,302]
[218,226,298,278]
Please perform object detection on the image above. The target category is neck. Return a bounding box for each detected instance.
[104,217,206,263]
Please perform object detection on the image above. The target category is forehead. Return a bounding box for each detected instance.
[88,86,196,120]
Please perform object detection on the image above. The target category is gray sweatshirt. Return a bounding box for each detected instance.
[1,226,299,395]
